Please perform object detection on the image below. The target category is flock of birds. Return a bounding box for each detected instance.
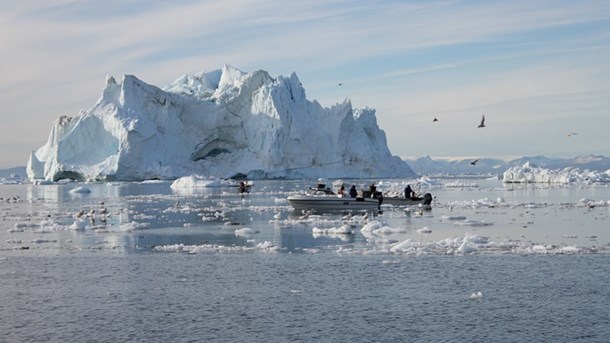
[432,114,486,166]
[341,81,582,168]
[430,113,578,166]
[74,201,109,225]
[432,114,485,128]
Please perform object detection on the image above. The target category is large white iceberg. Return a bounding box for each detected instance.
[503,162,610,183]
[27,65,415,182]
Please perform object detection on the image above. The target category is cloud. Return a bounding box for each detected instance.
[1,0,610,167]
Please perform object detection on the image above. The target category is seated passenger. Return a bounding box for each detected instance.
[405,185,414,199]
[338,185,345,197]
[369,183,377,198]
[349,185,358,198]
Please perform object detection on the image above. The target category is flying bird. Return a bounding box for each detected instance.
[478,115,486,128]
[567,132,578,137]
[433,117,439,123]
[470,159,479,165]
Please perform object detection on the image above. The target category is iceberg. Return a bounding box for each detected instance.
[503,162,610,183]
[26,65,414,182]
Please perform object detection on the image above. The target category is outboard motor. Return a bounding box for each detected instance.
[423,193,433,205]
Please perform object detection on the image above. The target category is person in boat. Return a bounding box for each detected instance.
[404,185,414,199]
[349,185,358,198]
[338,185,345,196]
[369,183,377,197]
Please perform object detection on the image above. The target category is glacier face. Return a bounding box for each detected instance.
[27,65,415,181]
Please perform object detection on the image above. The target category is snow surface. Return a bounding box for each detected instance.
[503,162,610,183]
[27,65,414,182]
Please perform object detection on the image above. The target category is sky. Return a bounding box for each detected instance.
[1,0,609,169]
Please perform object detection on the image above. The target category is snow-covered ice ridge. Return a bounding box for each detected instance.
[26,65,414,182]
[503,162,610,183]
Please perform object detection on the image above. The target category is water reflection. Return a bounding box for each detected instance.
[2,178,609,255]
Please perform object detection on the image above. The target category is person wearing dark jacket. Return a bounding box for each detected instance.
[349,185,358,198]
[405,185,414,199]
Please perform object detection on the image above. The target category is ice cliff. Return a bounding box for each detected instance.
[27,65,415,181]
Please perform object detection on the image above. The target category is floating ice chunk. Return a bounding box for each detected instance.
[361,220,386,233]
[469,291,483,299]
[477,198,496,207]
[70,219,89,231]
[465,235,490,244]
[532,245,548,253]
[312,225,353,235]
[417,226,432,233]
[69,186,91,193]
[235,227,258,236]
[561,246,580,253]
[456,235,488,254]
[390,239,414,253]
[120,222,150,231]
[457,241,476,254]
[374,225,406,235]
[256,241,279,252]
[170,175,226,188]
[34,220,66,233]
[445,181,479,188]
[416,176,443,186]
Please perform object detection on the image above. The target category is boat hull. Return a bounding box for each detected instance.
[382,197,428,206]
[382,193,434,208]
[287,194,380,212]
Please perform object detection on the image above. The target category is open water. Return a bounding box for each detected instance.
[1,179,609,342]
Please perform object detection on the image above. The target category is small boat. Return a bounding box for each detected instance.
[382,192,434,209]
[237,181,252,194]
[287,183,381,212]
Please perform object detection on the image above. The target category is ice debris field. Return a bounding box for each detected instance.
[2,171,609,256]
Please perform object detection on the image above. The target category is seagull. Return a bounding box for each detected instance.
[471,159,479,165]
[477,115,485,128]
[433,117,439,123]
[567,132,578,137]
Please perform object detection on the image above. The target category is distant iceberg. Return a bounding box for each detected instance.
[503,162,610,183]
[26,65,415,182]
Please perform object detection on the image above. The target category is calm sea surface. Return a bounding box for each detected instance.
[1,179,609,342]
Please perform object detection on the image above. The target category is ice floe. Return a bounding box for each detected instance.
[235,227,259,236]
[69,186,91,194]
[153,241,280,254]
[469,291,483,299]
